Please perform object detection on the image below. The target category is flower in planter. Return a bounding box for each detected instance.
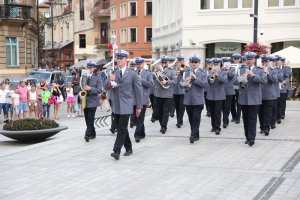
[243,43,269,58]
[3,119,59,131]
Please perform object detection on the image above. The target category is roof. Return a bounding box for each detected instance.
[42,40,73,50]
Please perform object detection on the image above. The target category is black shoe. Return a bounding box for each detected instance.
[4,119,9,123]
[223,124,228,128]
[84,136,89,142]
[189,136,195,144]
[194,137,199,141]
[176,123,181,128]
[248,140,255,146]
[135,138,140,143]
[160,127,166,134]
[170,114,175,118]
[277,120,281,124]
[110,128,115,134]
[211,128,216,132]
[281,116,285,119]
[111,152,120,160]
[206,112,211,117]
[235,121,240,124]
[124,150,133,156]
[130,123,135,128]
[244,140,249,144]
[89,136,96,140]
[151,118,156,123]
[215,130,220,135]
[271,125,276,129]
[264,130,269,136]
[231,118,236,122]
[260,130,264,134]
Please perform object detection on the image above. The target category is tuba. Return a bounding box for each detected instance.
[151,59,170,89]
[79,69,89,109]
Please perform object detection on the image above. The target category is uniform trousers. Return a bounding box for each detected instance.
[231,89,241,121]
[84,107,97,138]
[186,105,204,139]
[222,95,234,125]
[173,94,185,125]
[109,99,117,130]
[209,100,223,131]
[204,92,211,115]
[130,106,136,125]
[241,105,259,141]
[151,96,158,120]
[155,97,173,129]
[134,105,147,139]
[258,100,275,132]
[277,93,287,120]
[113,114,132,154]
[170,99,175,116]
[149,94,154,108]
[271,98,279,126]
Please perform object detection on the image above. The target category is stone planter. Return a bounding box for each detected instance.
[0,125,68,142]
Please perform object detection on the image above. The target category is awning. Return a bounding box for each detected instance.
[271,46,300,69]
[42,41,73,50]
[69,58,101,70]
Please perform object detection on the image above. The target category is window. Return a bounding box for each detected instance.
[111,6,116,20]
[146,1,152,15]
[129,2,137,16]
[242,0,252,8]
[6,37,18,66]
[228,0,238,8]
[129,28,137,42]
[120,29,127,43]
[80,0,84,20]
[120,3,127,18]
[284,0,295,6]
[146,27,152,42]
[200,0,210,9]
[214,0,224,9]
[268,0,279,6]
[79,34,86,48]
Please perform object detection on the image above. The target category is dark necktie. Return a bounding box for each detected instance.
[120,70,122,78]
[138,70,141,75]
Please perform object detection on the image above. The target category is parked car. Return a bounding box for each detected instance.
[28,69,66,88]
[66,76,73,84]
[23,77,39,86]
[9,80,19,89]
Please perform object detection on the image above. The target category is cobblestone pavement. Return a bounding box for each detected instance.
[0,101,299,200]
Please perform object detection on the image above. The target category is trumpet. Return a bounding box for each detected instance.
[209,70,217,84]
[176,64,185,76]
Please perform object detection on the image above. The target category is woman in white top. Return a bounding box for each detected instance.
[66,82,75,117]
[28,84,38,119]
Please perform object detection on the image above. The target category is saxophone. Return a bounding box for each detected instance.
[79,69,89,109]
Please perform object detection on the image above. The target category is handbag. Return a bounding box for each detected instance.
[74,103,79,113]
[58,95,64,103]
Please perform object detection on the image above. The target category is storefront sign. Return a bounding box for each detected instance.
[215,43,241,54]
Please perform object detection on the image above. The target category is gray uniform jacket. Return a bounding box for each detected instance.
[224,67,236,96]
[206,70,228,101]
[278,66,292,94]
[236,65,267,105]
[275,68,284,98]
[183,68,208,106]
[86,73,102,108]
[154,66,177,98]
[140,69,154,105]
[104,68,143,115]
[261,67,278,100]
[173,64,185,95]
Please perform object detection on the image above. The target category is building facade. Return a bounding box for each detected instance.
[0,0,38,75]
[152,0,300,63]
[110,0,152,58]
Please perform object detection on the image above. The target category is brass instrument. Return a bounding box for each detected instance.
[180,70,194,92]
[209,70,217,84]
[79,69,89,109]
[151,59,170,89]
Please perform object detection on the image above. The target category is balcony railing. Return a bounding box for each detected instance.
[0,4,31,20]
[95,37,108,44]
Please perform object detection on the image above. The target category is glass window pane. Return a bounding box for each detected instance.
[6,45,11,65]
[12,46,17,66]
[214,0,224,9]
[268,0,279,7]
[284,0,295,6]
[228,0,238,8]
[6,38,10,43]
[242,0,252,8]
[201,0,210,9]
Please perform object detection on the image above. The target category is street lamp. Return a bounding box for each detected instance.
[250,0,259,43]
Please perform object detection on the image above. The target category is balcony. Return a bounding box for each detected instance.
[0,4,31,20]
[95,37,108,45]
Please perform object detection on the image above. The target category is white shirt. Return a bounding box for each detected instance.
[12,93,20,106]
[66,87,74,97]
[0,89,8,103]
[6,90,13,104]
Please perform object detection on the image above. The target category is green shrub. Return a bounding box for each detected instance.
[3,119,59,131]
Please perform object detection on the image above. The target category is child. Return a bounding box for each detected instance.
[11,88,20,121]
[41,86,51,119]
[28,84,38,119]
[5,84,14,122]
[66,82,75,117]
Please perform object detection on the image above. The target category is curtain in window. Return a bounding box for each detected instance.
[268,0,279,7]
[214,0,224,9]
[228,0,238,8]
[284,0,295,6]
[242,0,252,8]
[201,0,210,9]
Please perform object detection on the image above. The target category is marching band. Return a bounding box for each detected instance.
[85,49,292,160]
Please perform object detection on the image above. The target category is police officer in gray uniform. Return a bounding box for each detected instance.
[236,52,267,146]
[104,50,143,160]
[83,61,103,142]
[153,56,177,134]
[222,57,236,128]
[258,55,278,136]
[182,55,208,143]
[204,58,213,117]
[172,54,186,128]
[133,58,154,142]
[207,58,228,135]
